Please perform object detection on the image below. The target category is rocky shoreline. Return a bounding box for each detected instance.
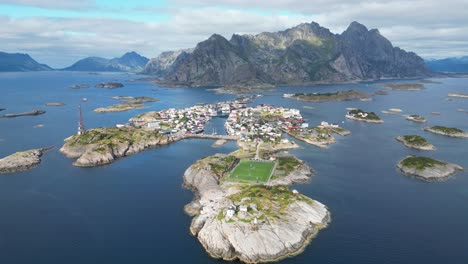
[94,103,145,113]
[395,136,435,151]
[423,126,468,138]
[346,115,383,123]
[283,89,369,102]
[0,147,52,174]
[448,93,468,98]
[183,154,330,263]
[95,82,124,89]
[60,128,176,167]
[0,109,46,118]
[405,115,427,123]
[397,156,463,181]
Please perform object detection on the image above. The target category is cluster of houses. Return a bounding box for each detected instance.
[128,100,247,134]
[346,110,368,119]
[225,104,314,143]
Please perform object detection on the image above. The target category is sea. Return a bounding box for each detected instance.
[0,71,467,264]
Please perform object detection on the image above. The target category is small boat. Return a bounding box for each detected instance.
[81,98,88,102]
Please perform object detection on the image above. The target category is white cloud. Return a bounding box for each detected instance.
[1,1,467,66]
[0,0,95,10]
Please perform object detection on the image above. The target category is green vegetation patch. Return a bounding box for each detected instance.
[272,156,302,179]
[208,155,238,178]
[229,185,312,215]
[401,135,430,146]
[430,126,464,134]
[229,159,275,182]
[66,127,161,151]
[401,156,446,170]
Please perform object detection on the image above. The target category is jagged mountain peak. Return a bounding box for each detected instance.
[346,21,369,32]
[146,21,431,85]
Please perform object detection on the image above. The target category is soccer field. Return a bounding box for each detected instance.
[229,160,276,182]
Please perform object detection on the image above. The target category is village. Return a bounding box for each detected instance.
[225,104,347,147]
[128,98,250,135]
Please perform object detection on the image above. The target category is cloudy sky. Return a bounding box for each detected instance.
[0,0,466,68]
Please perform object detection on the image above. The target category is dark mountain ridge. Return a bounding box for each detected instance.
[144,21,431,86]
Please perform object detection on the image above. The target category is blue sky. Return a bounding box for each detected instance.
[1,0,467,67]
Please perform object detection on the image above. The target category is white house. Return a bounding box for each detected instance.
[226,209,235,218]
[239,205,248,212]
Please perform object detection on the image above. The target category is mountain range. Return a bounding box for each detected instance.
[145,21,431,86]
[62,51,149,72]
[426,57,468,73]
[0,52,52,72]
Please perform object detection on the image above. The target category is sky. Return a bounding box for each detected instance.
[0,0,467,68]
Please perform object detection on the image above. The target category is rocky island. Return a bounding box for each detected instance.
[45,102,65,106]
[346,109,383,123]
[397,156,463,181]
[405,114,427,123]
[0,109,46,118]
[424,126,468,138]
[183,152,329,263]
[225,105,351,149]
[95,96,159,113]
[0,147,52,174]
[70,84,89,89]
[283,89,369,102]
[95,82,124,89]
[63,101,350,167]
[60,127,174,167]
[448,93,468,98]
[111,96,159,104]
[94,103,145,113]
[396,135,435,150]
[382,83,425,91]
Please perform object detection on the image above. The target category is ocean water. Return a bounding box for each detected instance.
[0,72,467,264]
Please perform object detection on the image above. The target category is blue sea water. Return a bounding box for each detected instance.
[0,72,467,264]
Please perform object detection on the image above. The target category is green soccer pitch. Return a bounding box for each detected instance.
[229,159,276,182]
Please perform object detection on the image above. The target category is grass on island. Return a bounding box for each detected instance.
[430,126,464,134]
[271,157,302,180]
[228,185,313,219]
[401,156,446,170]
[67,127,161,153]
[229,159,275,182]
[208,155,237,178]
[401,135,430,146]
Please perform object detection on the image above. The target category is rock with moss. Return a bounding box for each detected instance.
[60,127,174,167]
[183,153,329,263]
[346,109,383,123]
[448,93,468,98]
[396,135,435,150]
[94,103,145,113]
[405,114,427,123]
[111,96,159,104]
[424,126,468,138]
[382,83,425,91]
[397,156,463,181]
[283,89,369,102]
[0,147,52,174]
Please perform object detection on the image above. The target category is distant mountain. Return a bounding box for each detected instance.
[143,48,193,75]
[146,21,431,86]
[426,57,468,73]
[63,51,149,72]
[0,52,52,72]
